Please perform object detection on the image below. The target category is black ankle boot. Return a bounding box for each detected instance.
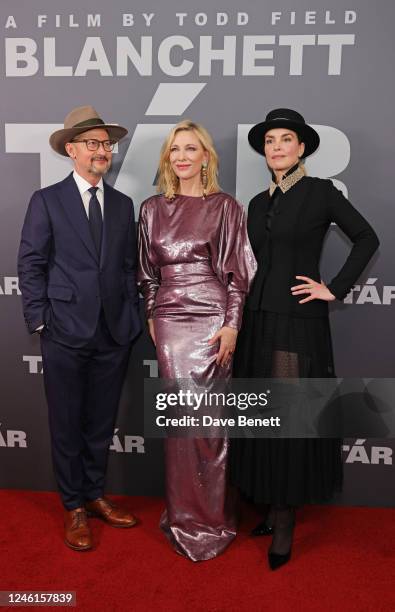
[268,548,292,570]
[268,506,295,570]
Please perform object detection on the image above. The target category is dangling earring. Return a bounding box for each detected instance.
[201,162,208,199]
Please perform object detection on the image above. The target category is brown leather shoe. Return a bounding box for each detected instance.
[85,497,137,528]
[64,508,92,551]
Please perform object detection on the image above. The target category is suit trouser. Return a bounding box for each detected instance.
[40,312,131,510]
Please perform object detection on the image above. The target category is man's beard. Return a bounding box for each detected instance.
[89,156,111,176]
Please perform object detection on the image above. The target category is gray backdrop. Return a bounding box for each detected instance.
[1,0,394,506]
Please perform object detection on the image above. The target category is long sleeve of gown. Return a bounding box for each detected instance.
[137,200,160,319]
[214,198,257,330]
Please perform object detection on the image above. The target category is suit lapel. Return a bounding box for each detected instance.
[57,173,98,262]
[101,182,120,267]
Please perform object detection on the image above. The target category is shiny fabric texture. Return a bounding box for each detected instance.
[138,193,257,329]
[138,192,257,561]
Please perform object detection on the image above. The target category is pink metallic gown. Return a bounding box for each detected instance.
[137,192,257,561]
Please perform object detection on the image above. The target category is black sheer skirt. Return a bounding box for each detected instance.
[230,309,343,506]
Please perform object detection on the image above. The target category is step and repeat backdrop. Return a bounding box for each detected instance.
[1,0,394,505]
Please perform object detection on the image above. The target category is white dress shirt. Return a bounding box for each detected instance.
[73,170,104,217]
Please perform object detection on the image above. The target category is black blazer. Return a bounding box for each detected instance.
[247,176,379,317]
[18,173,142,347]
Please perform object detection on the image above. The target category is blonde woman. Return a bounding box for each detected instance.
[137,120,257,561]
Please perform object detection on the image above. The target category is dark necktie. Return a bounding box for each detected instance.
[88,186,103,256]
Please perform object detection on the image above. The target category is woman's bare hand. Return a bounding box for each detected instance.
[208,326,238,367]
[291,275,336,304]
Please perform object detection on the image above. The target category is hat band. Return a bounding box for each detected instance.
[72,118,105,129]
[271,117,305,124]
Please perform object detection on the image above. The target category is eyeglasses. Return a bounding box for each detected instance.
[71,138,116,152]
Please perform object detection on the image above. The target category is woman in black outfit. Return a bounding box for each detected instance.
[231,108,379,570]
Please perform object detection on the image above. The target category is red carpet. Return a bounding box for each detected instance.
[0,491,394,611]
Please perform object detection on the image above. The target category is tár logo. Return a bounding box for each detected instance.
[0,423,27,448]
[0,277,20,296]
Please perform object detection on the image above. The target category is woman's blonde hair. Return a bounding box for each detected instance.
[157,120,220,199]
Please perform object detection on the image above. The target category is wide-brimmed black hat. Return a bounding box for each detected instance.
[248,108,320,158]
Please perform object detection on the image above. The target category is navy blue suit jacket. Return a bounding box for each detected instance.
[18,173,142,347]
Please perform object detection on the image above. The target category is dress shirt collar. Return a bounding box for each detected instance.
[73,170,104,196]
[269,163,306,196]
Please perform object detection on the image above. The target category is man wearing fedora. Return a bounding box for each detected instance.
[18,106,142,551]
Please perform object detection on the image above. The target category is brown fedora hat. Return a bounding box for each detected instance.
[49,105,128,157]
